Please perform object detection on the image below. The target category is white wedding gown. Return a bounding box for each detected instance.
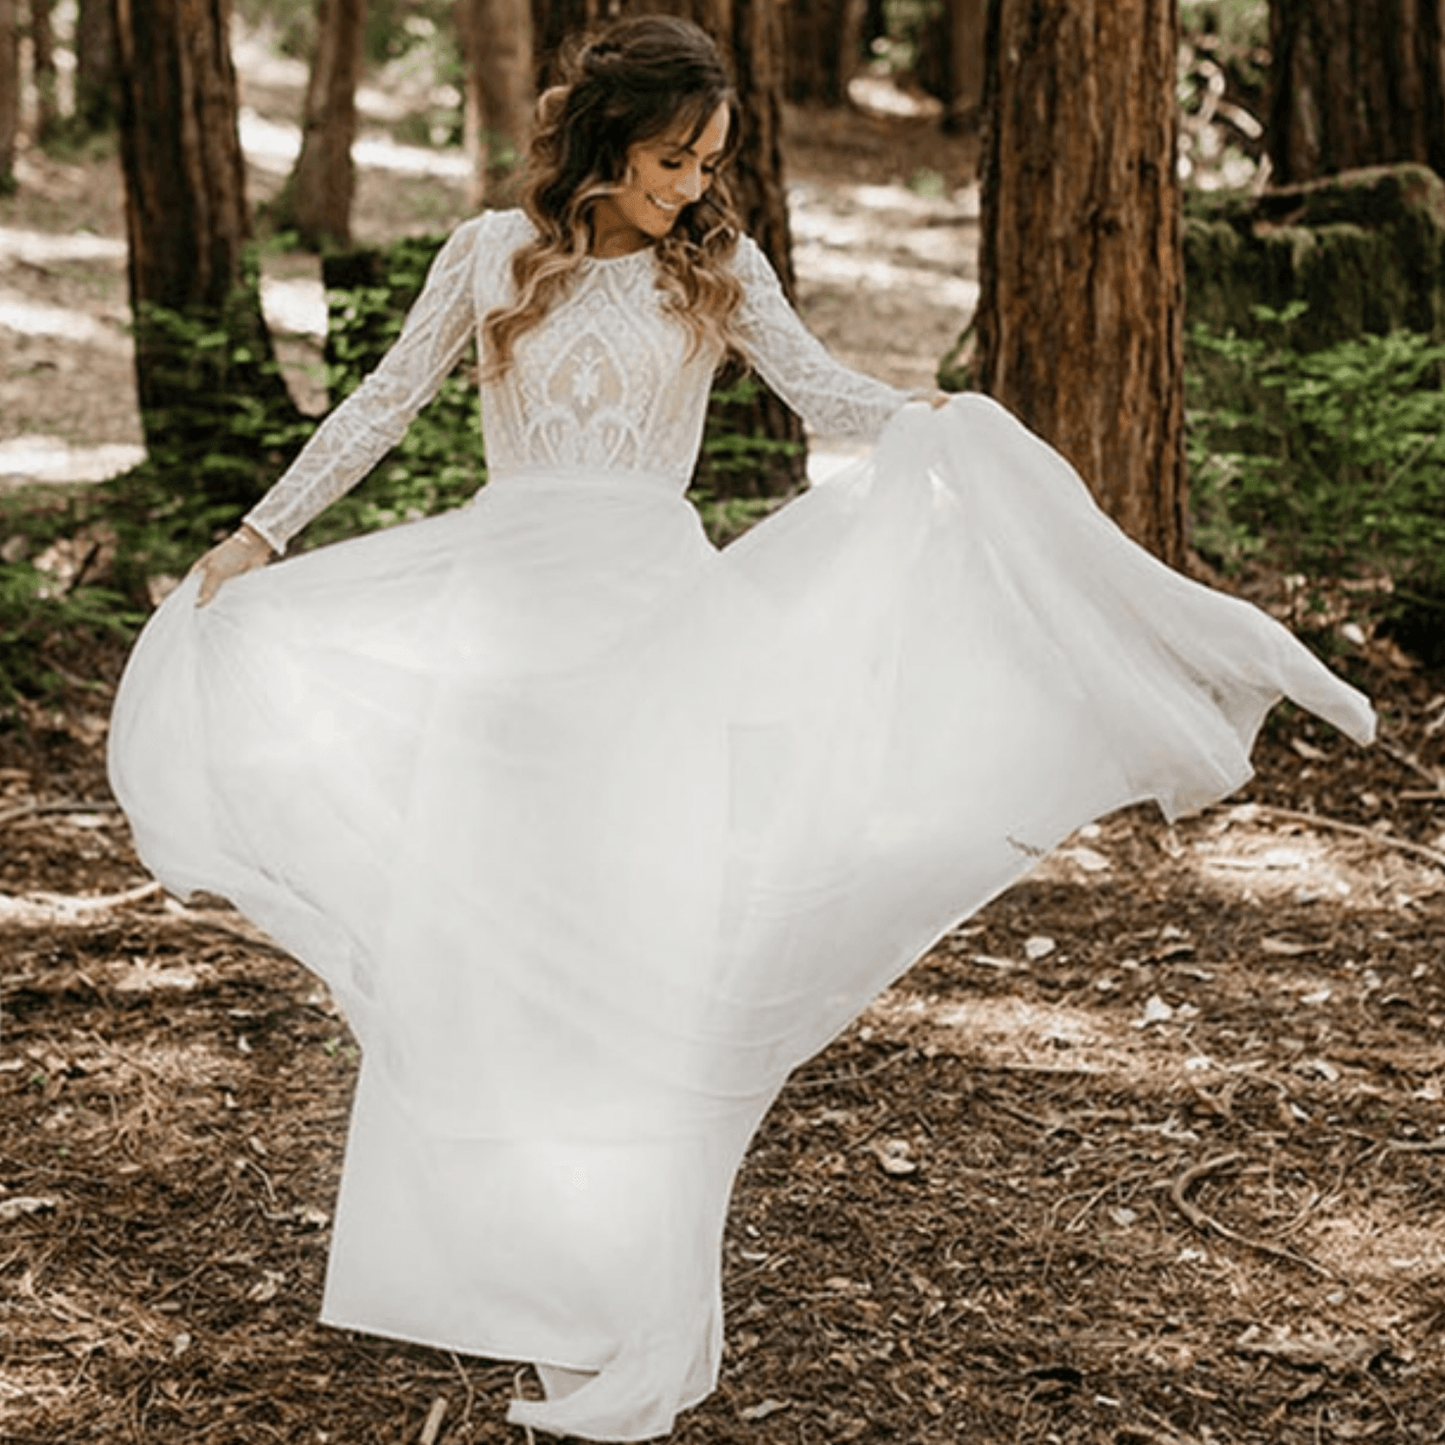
[108,209,1375,1440]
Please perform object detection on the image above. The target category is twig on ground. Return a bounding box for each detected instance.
[1375,738,1445,797]
[418,1395,448,1445]
[0,880,161,923]
[1169,1153,1336,1279]
[1252,804,1445,873]
[0,798,120,828]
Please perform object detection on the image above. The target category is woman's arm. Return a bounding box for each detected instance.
[191,213,504,604]
[730,236,939,439]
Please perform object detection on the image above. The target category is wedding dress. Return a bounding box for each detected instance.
[108,208,1375,1440]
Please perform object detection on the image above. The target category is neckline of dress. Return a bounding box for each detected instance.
[584,245,656,267]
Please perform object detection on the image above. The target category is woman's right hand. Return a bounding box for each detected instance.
[191,524,275,606]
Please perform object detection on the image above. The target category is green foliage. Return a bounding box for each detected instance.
[0,561,137,705]
[1180,0,1268,55]
[302,239,485,550]
[695,372,806,494]
[102,268,317,599]
[1187,303,1445,644]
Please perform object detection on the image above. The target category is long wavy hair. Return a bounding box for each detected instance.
[481,16,748,379]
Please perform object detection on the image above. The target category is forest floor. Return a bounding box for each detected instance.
[4,30,1445,1445]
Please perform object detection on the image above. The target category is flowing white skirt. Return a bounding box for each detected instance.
[108,396,1375,1439]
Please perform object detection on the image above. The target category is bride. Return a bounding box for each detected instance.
[108,14,1374,1441]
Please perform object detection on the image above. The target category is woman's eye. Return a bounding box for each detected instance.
[660,159,683,171]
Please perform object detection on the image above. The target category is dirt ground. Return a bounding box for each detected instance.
[4,35,1445,1445]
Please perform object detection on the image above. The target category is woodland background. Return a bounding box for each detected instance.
[2,2,1445,1443]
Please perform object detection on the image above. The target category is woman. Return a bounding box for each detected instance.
[108,15,1374,1441]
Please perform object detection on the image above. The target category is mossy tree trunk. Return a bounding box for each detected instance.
[456,0,535,209]
[969,0,1186,564]
[1268,0,1445,184]
[115,0,302,508]
[269,0,367,250]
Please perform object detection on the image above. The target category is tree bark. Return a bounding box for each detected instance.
[919,0,987,133]
[76,0,118,132]
[784,0,864,107]
[114,0,301,506]
[0,0,17,191]
[970,0,1186,564]
[1268,0,1445,184]
[31,0,58,141]
[456,0,535,208]
[270,0,366,249]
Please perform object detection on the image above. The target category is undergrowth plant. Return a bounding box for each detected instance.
[1187,302,1445,648]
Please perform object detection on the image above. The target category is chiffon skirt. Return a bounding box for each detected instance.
[108,395,1375,1439]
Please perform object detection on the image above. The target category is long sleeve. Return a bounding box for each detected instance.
[244,215,490,552]
[730,235,912,443]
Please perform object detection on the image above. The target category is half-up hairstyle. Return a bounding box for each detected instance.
[481,15,748,379]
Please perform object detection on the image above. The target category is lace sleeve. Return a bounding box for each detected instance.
[243,214,492,552]
[731,235,912,442]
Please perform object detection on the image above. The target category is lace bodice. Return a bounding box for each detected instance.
[245,209,911,552]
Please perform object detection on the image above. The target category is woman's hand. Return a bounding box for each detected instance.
[191,524,275,606]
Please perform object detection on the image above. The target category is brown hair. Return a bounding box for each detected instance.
[481,15,748,379]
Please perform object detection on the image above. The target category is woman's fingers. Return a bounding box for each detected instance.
[190,528,274,607]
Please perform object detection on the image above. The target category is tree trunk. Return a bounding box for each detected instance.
[532,0,804,494]
[784,0,864,107]
[456,0,535,209]
[114,0,302,507]
[0,0,17,191]
[76,0,118,132]
[919,0,986,133]
[270,0,366,249]
[969,0,1186,564]
[31,0,58,141]
[1268,0,1445,184]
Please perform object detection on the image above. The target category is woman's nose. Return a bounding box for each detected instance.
[677,168,705,201]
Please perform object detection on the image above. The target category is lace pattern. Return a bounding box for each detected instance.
[244,210,911,552]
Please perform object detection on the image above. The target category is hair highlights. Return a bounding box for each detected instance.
[481,16,748,379]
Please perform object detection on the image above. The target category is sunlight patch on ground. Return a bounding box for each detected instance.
[0,435,143,483]
[0,226,126,266]
[793,241,978,311]
[863,988,1168,1080]
[1310,1204,1445,1280]
[0,287,128,350]
[1176,804,1441,911]
[239,108,469,181]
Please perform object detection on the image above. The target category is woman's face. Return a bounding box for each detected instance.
[589,101,731,256]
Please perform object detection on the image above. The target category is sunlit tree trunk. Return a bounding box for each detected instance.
[114,0,301,505]
[456,0,535,208]
[0,0,17,191]
[75,0,118,131]
[785,0,864,107]
[1268,0,1445,183]
[270,0,366,249]
[970,0,1186,564]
